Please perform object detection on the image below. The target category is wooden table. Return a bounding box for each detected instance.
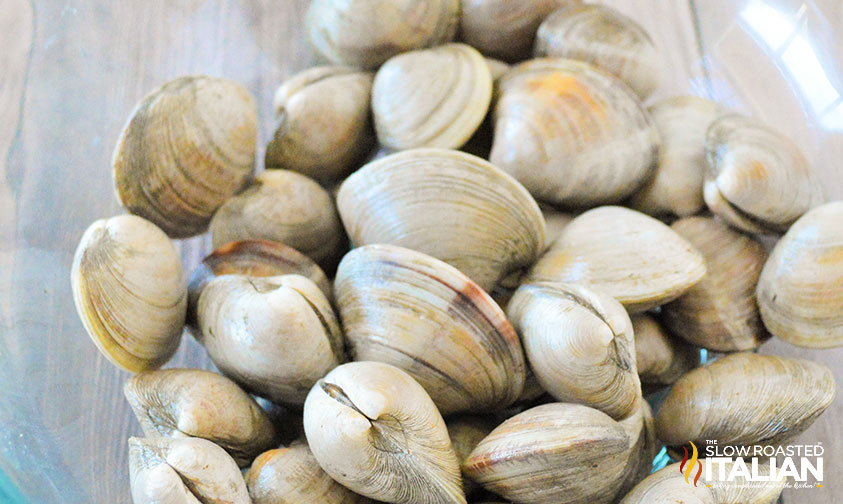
[1,0,841,502]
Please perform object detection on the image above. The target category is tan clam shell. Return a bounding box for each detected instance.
[303,361,466,504]
[535,4,660,99]
[447,416,496,497]
[373,43,492,150]
[632,314,698,385]
[490,59,659,208]
[335,244,526,415]
[71,215,186,372]
[245,440,374,504]
[197,274,344,406]
[656,353,836,448]
[129,436,249,504]
[507,282,642,420]
[459,0,582,62]
[630,96,725,217]
[662,216,769,351]
[704,114,825,234]
[209,170,345,270]
[616,401,659,497]
[305,0,459,69]
[529,206,707,313]
[113,76,256,238]
[619,461,787,504]
[336,148,545,291]
[757,201,843,348]
[124,369,277,468]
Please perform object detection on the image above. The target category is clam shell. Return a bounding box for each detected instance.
[71,215,186,372]
[303,361,466,504]
[113,76,256,238]
[507,282,642,419]
[757,201,843,348]
[209,170,345,270]
[655,353,836,449]
[124,369,277,467]
[336,148,545,291]
[335,244,526,415]
[662,217,769,351]
[535,4,660,99]
[704,114,824,234]
[373,43,492,150]
[616,402,659,497]
[490,59,659,207]
[305,0,459,69]
[447,416,496,497]
[629,96,724,217]
[632,314,698,385]
[529,206,706,313]
[459,0,582,62]
[197,274,344,406]
[265,66,374,183]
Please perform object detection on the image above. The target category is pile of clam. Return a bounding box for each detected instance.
[71,1,840,503]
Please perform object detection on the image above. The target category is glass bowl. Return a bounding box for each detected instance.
[2,0,841,502]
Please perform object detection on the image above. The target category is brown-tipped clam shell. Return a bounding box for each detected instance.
[632,314,698,385]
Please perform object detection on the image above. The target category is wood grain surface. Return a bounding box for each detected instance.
[0,0,840,502]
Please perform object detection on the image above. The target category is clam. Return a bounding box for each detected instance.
[246,440,373,504]
[459,0,582,62]
[305,0,459,69]
[507,282,642,420]
[303,361,466,504]
[209,170,345,270]
[632,314,698,385]
[535,4,660,99]
[529,207,706,313]
[447,416,496,496]
[113,76,256,238]
[265,66,374,183]
[129,436,249,504]
[757,201,843,348]
[619,461,787,504]
[490,59,659,207]
[662,217,769,351]
[335,244,526,414]
[71,215,186,372]
[704,114,824,234]
[630,96,724,217]
[197,274,344,407]
[485,57,511,81]
[124,369,277,467]
[373,43,492,150]
[656,353,835,449]
[336,148,545,291]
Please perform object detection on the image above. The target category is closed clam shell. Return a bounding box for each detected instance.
[507,282,642,420]
[535,4,660,99]
[245,440,374,504]
[459,0,582,62]
[335,244,526,415]
[209,170,345,270]
[529,207,706,313]
[447,416,496,496]
[305,0,459,69]
[632,314,698,385]
[71,215,186,372]
[113,76,256,238]
[619,461,787,504]
[336,148,545,291]
[656,353,835,449]
[490,59,659,208]
[662,217,769,351]
[303,361,466,504]
[704,114,824,234]
[757,201,843,348]
[265,66,374,183]
[630,96,724,217]
[129,436,249,504]
[124,369,278,467]
[373,43,492,150]
[197,274,344,406]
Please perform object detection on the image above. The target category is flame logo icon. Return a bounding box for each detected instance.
[679,441,703,487]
